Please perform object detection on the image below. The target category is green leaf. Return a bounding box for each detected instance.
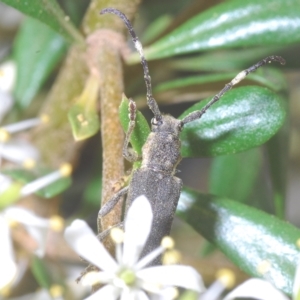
[177,188,300,295]
[179,86,286,157]
[169,47,284,72]
[119,95,151,156]
[155,68,287,94]
[135,0,300,60]
[0,0,84,43]
[3,169,35,183]
[13,17,67,108]
[37,176,71,199]
[209,148,262,203]
[31,256,53,289]
[141,14,173,44]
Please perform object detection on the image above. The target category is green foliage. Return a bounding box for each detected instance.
[132,0,300,61]
[178,188,300,295]
[0,0,83,43]
[13,17,67,108]
[2,0,298,297]
[179,86,286,157]
[209,148,262,203]
[31,257,53,289]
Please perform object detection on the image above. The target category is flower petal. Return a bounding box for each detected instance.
[120,288,150,300]
[123,196,153,266]
[4,207,50,256]
[199,280,224,300]
[137,265,205,293]
[0,173,12,194]
[0,215,17,289]
[4,207,49,227]
[0,60,16,93]
[64,220,118,272]
[0,139,39,164]
[223,278,289,300]
[0,89,13,122]
[84,284,120,300]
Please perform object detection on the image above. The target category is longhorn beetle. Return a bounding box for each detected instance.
[99,8,285,263]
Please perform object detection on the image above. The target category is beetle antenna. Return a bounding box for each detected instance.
[181,55,285,125]
[100,8,162,122]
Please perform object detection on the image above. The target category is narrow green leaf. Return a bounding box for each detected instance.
[179,86,286,157]
[141,14,173,44]
[3,169,35,183]
[155,69,286,94]
[177,188,300,295]
[37,177,71,199]
[31,256,53,289]
[209,148,262,203]
[169,47,284,72]
[0,0,84,43]
[119,95,151,156]
[134,0,300,60]
[13,17,67,108]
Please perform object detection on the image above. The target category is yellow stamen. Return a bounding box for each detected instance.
[161,236,174,249]
[49,215,64,232]
[39,114,49,124]
[110,227,124,244]
[59,163,72,177]
[49,284,64,297]
[0,129,10,142]
[22,159,36,169]
[162,249,181,265]
[216,268,235,289]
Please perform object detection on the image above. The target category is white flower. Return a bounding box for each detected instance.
[0,60,16,122]
[199,269,289,300]
[0,207,52,290]
[0,138,39,166]
[0,115,51,167]
[64,196,205,299]
[223,278,289,300]
[0,88,13,123]
[0,163,72,202]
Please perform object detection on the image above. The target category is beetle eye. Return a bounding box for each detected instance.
[151,118,162,126]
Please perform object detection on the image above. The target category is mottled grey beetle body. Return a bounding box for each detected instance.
[98,8,285,265]
[126,115,182,260]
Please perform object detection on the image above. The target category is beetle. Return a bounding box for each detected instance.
[98,7,285,264]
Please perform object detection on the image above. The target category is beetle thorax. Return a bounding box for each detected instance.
[141,115,182,175]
